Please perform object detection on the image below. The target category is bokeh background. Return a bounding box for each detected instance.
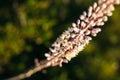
[0,0,120,80]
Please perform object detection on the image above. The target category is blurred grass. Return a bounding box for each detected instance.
[0,0,120,80]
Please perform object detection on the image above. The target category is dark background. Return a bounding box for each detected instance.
[0,0,120,80]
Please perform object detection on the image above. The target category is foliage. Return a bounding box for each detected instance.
[0,0,120,80]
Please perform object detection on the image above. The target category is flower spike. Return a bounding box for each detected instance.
[45,0,120,66]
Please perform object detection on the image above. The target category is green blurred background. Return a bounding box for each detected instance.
[0,0,120,80]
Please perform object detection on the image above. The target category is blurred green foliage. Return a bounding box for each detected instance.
[0,0,120,80]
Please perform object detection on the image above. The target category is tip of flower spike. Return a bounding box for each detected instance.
[115,0,120,4]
